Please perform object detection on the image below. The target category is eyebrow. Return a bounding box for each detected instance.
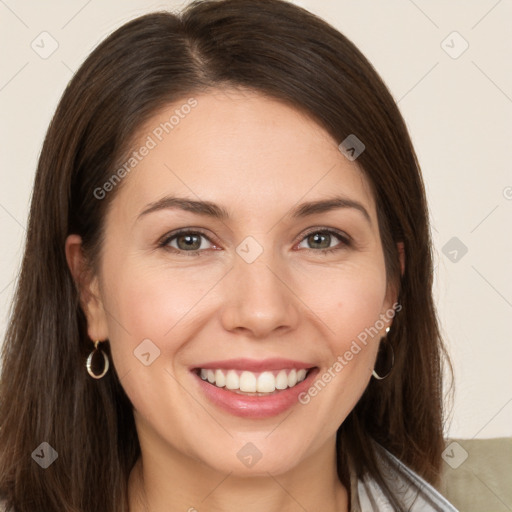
[137,195,372,225]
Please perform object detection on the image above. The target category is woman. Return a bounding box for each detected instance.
[0,0,458,510]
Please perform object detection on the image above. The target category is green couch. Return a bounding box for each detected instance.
[437,438,512,511]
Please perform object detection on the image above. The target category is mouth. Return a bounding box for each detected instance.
[192,367,314,396]
[189,359,319,418]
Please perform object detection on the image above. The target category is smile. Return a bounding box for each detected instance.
[196,368,310,395]
[190,358,320,418]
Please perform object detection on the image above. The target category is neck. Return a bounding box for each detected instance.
[128,436,349,512]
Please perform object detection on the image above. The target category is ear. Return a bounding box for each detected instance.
[384,241,405,313]
[65,234,109,341]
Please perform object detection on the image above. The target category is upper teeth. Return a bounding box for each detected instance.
[199,368,308,393]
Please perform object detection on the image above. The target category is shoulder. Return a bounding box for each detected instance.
[350,443,460,512]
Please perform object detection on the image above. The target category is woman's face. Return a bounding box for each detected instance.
[75,88,402,476]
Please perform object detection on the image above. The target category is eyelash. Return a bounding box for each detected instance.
[158,227,352,257]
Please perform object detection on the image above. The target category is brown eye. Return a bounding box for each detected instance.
[174,233,203,251]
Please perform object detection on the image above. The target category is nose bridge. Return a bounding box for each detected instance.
[220,236,299,336]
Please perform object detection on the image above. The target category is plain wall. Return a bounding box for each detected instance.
[0,0,511,439]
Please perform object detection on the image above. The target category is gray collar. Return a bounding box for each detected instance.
[348,443,459,512]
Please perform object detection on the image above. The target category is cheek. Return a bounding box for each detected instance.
[334,278,387,349]
[98,260,208,427]
[335,278,387,375]
[299,260,388,345]
[297,263,388,409]
[99,255,224,367]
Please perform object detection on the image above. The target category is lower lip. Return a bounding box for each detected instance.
[192,368,320,418]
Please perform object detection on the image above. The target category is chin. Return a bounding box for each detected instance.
[194,440,306,477]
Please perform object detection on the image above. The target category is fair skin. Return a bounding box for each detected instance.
[66,88,404,512]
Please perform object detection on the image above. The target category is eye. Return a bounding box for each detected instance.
[158,227,351,257]
[159,229,216,256]
[296,228,351,254]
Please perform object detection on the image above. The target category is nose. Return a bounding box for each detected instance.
[219,249,300,339]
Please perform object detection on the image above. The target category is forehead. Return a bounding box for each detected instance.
[109,88,377,226]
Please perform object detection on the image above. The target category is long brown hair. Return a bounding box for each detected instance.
[0,1,453,510]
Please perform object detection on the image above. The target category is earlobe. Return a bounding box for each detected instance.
[65,234,109,341]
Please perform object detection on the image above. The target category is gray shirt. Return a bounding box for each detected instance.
[350,444,459,511]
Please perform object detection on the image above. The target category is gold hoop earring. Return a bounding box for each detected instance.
[372,326,394,380]
[86,340,110,379]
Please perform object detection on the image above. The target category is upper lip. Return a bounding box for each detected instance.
[191,358,316,372]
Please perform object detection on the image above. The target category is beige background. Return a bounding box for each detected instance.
[0,0,511,441]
